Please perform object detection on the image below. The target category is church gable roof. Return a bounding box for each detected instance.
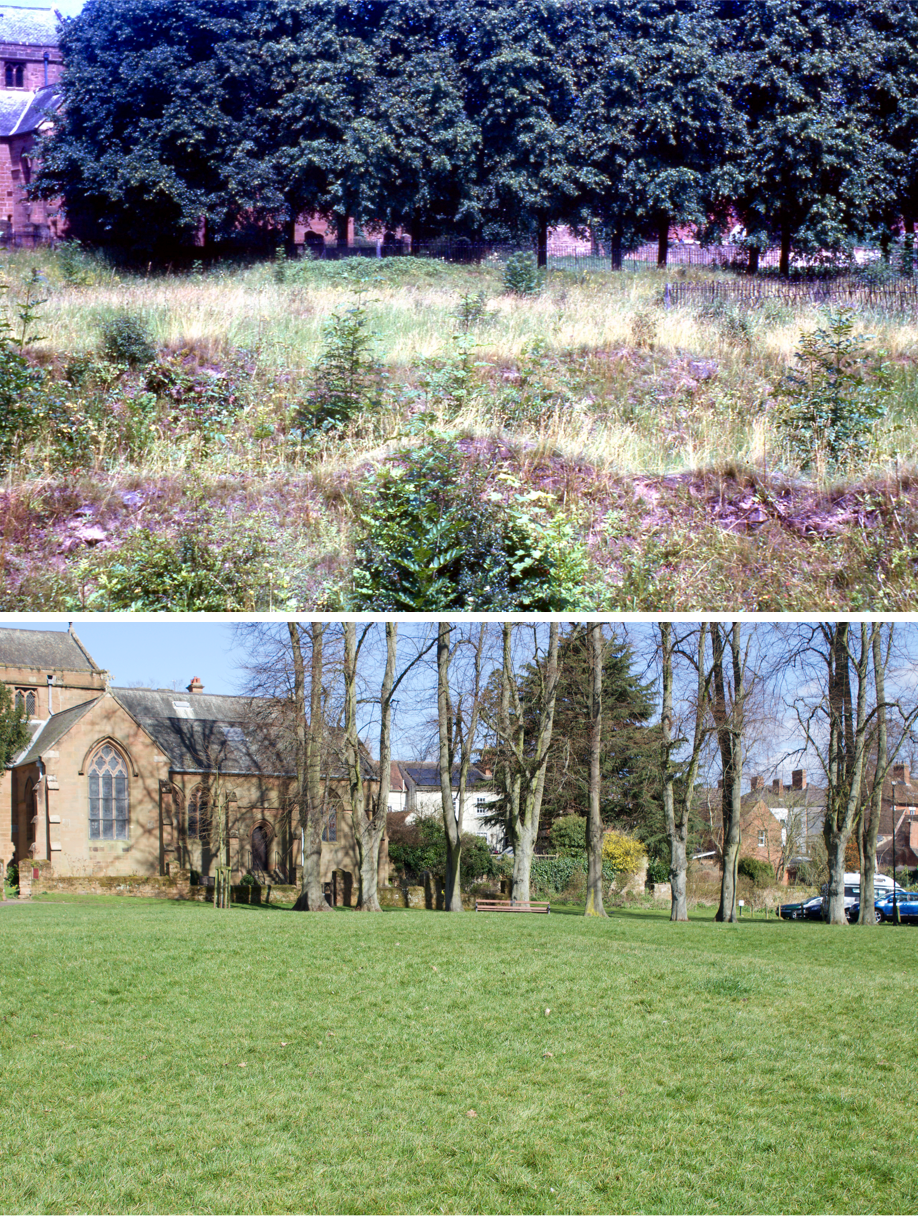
[16,696,102,766]
[111,687,293,776]
[0,81,62,136]
[0,626,100,673]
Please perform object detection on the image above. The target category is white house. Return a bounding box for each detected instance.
[395,762,502,848]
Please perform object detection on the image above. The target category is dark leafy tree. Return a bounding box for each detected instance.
[0,684,30,768]
[575,1,736,267]
[725,0,888,275]
[453,0,590,263]
[34,0,284,257]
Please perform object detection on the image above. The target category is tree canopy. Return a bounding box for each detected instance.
[32,0,918,261]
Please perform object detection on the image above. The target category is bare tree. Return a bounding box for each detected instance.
[436,622,487,912]
[290,622,333,912]
[710,622,745,923]
[659,622,710,922]
[790,624,879,925]
[488,623,561,904]
[344,623,438,911]
[584,622,606,917]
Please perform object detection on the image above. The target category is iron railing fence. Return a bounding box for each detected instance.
[663,277,918,313]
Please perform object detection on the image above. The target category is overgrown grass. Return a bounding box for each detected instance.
[6,248,918,608]
[1,897,916,1214]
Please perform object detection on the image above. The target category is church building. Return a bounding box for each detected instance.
[1,626,377,895]
[0,5,63,244]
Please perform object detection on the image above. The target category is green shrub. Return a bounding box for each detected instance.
[502,252,543,296]
[775,308,890,468]
[388,815,496,888]
[737,856,775,888]
[240,872,257,886]
[528,854,617,899]
[70,524,273,611]
[646,855,670,885]
[293,299,382,436]
[6,860,18,891]
[550,815,587,857]
[99,310,156,368]
[350,437,580,610]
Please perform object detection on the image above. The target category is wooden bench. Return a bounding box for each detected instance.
[475,899,550,914]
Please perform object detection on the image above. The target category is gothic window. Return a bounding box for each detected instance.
[321,811,337,842]
[88,745,128,840]
[187,786,211,840]
[14,688,36,716]
[5,63,24,87]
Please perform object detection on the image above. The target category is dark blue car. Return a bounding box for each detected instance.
[850,891,918,923]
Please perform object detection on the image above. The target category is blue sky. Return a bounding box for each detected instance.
[4,619,246,695]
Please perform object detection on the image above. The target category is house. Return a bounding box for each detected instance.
[1,625,382,899]
[396,762,502,848]
[696,770,826,883]
[0,5,64,244]
[876,764,918,874]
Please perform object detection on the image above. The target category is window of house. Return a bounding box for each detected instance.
[88,745,128,839]
[187,787,210,840]
[321,812,337,842]
[14,688,36,716]
[5,63,24,88]
[476,797,489,815]
[171,700,194,720]
[758,829,767,847]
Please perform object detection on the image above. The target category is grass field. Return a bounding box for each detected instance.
[4,248,918,608]
[1,896,915,1215]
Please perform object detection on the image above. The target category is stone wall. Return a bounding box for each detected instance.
[27,863,192,900]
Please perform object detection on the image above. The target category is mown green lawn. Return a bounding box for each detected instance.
[1,897,914,1215]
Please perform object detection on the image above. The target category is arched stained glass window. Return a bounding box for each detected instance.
[187,786,210,840]
[88,745,128,840]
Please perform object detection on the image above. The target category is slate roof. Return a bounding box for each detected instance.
[0,6,59,47]
[1,81,61,134]
[112,688,293,775]
[0,626,101,673]
[400,763,490,790]
[15,696,101,766]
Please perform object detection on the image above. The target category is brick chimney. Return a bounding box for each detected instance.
[792,769,807,790]
[772,778,783,795]
[892,763,911,785]
[186,677,204,695]
[750,775,764,791]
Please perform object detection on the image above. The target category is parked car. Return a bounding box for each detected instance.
[822,872,901,919]
[778,896,824,921]
[875,891,918,923]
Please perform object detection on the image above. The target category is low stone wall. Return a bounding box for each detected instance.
[378,883,475,911]
[190,883,299,907]
[27,863,192,901]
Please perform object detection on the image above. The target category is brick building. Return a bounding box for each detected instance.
[696,770,826,884]
[0,5,63,244]
[1,626,381,896]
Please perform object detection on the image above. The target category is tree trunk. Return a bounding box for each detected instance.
[292,624,331,912]
[437,623,463,912]
[336,212,349,256]
[610,226,623,271]
[780,221,791,277]
[512,822,537,904]
[747,246,760,276]
[536,216,548,269]
[824,831,848,924]
[713,623,743,923]
[859,629,886,924]
[497,623,560,906]
[359,623,397,911]
[584,623,606,917]
[657,216,669,267]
